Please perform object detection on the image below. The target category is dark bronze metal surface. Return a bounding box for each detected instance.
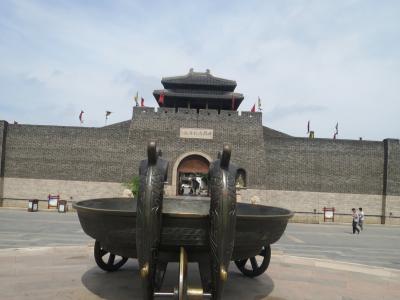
[209,144,237,299]
[74,197,292,260]
[136,141,169,300]
[234,245,271,277]
[73,143,294,299]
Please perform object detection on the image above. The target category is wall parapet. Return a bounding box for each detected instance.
[132,106,261,120]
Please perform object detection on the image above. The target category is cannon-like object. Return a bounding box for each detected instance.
[74,142,293,299]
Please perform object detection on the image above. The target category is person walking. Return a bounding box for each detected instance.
[352,208,360,234]
[358,207,365,231]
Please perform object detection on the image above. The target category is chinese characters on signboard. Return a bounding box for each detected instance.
[180,128,213,140]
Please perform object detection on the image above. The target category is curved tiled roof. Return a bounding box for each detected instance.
[161,69,237,91]
[153,89,243,101]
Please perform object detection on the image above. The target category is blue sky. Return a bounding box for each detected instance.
[0,0,399,140]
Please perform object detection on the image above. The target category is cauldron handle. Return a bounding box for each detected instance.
[209,144,237,300]
[136,141,168,300]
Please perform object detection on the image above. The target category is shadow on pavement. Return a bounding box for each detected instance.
[81,260,274,299]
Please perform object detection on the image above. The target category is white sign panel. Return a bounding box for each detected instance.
[180,128,213,140]
[48,198,58,207]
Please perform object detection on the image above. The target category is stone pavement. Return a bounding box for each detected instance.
[0,245,399,300]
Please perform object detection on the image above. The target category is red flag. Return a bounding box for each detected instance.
[141,98,144,107]
[231,95,235,110]
[250,104,255,112]
[79,110,84,124]
[307,120,310,134]
[158,93,164,105]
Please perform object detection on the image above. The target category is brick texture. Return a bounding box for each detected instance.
[0,121,7,177]
[386,139,400,196]
[4,124,129,182]
[1,109,399,201]
[264,137,386,195]
[121,107,267,189]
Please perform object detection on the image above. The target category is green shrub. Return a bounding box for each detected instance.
[123,175,140,196]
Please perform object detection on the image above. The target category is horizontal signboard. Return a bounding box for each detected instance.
[180,128,213,140]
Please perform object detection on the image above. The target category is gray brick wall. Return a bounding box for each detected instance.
[0,121,7,177]
[1,112,399,199]
[122,107,266,188]
[386,139,400,196]
[264,137,385,195]
[4,124,129,182]
[0,121,7,204]
[2,108,268,189]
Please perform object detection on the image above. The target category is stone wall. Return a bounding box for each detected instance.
[239,188,400,225]
[264,137,385,195]
[0,121,8,205]
[4,123,130,182]
[0,121,7,176]
[386,139,400,196]
[122,107,267,189]
[2,177,125,205]
[2,177,127,210]
[1,109,399,224]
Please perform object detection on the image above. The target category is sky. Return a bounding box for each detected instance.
[0,0,399,141]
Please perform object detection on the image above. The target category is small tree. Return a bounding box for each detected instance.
[124,175,140,197]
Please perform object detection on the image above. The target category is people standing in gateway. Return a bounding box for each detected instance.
[358,207,365,231]
[351,208,360,234]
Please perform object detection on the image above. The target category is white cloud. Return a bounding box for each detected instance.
[0,0,399,140]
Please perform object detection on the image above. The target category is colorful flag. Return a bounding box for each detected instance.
[250,104,256,112]
[104,111,112,125]
[231,95,235,110]
[79,110,84,124]
[307,120,310,134]
[158,92,165,105]
[258,97,262,111]
[141,98,144,107]
[134,91,139,107]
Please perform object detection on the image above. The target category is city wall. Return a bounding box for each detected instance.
[0,110,399,224]
[122,107,266,190]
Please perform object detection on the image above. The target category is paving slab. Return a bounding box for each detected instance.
[0,246,399,300]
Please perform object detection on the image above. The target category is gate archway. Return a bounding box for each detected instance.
[172,152,212,196]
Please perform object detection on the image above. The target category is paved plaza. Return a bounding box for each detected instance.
[1,209,400,299]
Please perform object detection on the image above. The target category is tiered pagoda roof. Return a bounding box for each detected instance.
[153,69,244,111]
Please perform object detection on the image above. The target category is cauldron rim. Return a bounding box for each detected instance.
[72,197,294,220]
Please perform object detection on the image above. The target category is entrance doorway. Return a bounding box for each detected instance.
[176,155,210,196]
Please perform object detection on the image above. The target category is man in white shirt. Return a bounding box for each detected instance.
[358,207,365,231]
[352,208,360,234]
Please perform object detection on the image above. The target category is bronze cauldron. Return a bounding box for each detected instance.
[74,143,293,299]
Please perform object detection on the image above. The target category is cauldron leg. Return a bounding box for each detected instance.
[136,141,169,300]
[154,261,168,291]
[209,144,237,300]
[198,257,212,293]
